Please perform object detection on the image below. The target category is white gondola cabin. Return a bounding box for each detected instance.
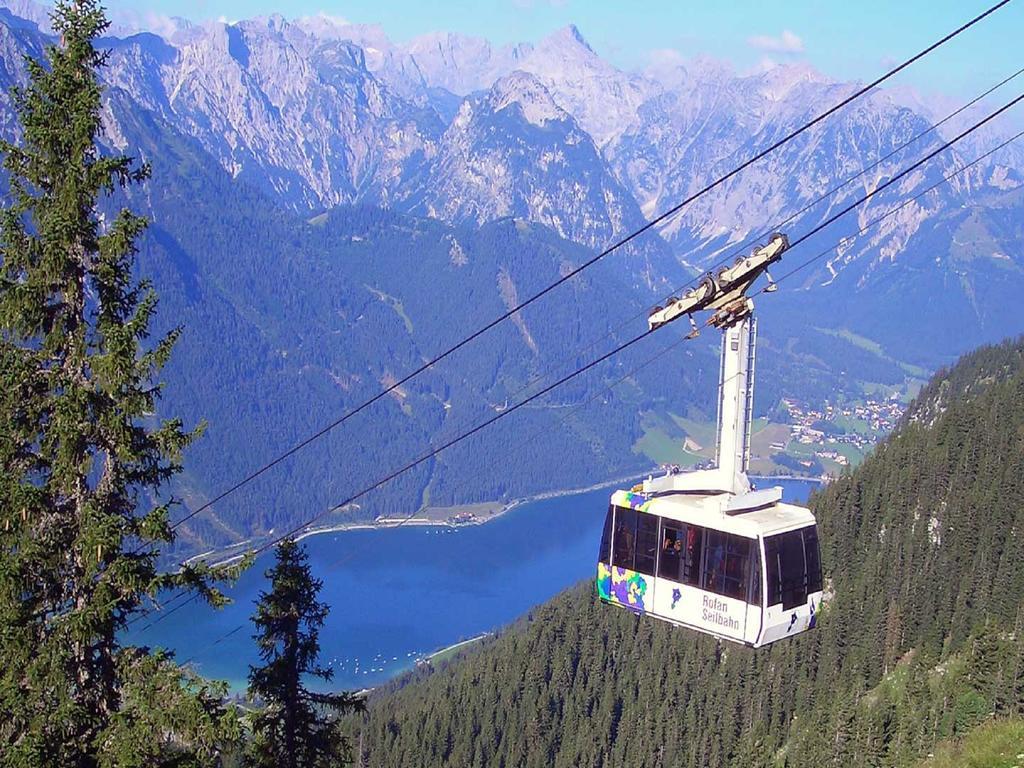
[596,233,823,647]
[596,486,822,647]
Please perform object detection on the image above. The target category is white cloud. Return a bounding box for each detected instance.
[107,8,189,38]
[647,48,687,68]
[139,12,185,38]
[304,11,351,27]
[747,29,803,54]
[643,47,686,81]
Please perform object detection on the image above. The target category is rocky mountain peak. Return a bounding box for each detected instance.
[403,31,528,96]
[528,22,603,73]
[492,23,655,147]
[0,0,1020,352]
[683,54,735,84]
[487,70,566,126]
[293,12,364,41]
[643,53,738,94]
[540,23,594,55]
[315,38,370,73]
[247,13,293,38]
[750,59,830,101]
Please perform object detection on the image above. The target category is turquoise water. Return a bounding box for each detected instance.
[131,477,819,691]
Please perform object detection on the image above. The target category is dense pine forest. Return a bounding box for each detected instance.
[346,337,1024,767]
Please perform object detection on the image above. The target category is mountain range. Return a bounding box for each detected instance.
[1,1,1023,549]
[6,1,1024,357]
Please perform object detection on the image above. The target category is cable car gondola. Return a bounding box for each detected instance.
[596,233,823,647]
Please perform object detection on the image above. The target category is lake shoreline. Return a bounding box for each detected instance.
[422,633,492,665]
[190,471,649,568]
[190,471,829,568]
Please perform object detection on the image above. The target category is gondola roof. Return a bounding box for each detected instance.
[611,487,816,538]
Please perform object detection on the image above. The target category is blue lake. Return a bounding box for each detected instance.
[131,477,820,691]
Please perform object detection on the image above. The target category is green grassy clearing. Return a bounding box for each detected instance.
[633,412,703,466]
[817,326,930,379]
[916,718,1024,768]
[669,414,717,453]
[365,285,414,334]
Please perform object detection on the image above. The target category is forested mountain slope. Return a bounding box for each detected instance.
[349,337,1024,767]
[117,108,697,556]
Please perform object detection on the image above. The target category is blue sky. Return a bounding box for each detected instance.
[104,0,1022,98]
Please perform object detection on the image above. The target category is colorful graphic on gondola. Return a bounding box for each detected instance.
[596,562,647,612]
[620,491,648,511]
[671,588,682,609]
[808,599,817,629]
[596,562,612,601]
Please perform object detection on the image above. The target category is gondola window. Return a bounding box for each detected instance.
[804,526,822,593]
[702,531,750,600]
[611,506,637,570]
[598,505,613,563]
[681,525,703,586]
[635,511,659,575]
[659,522,684,580]
[748,544,762,605]
[765,529,811,610]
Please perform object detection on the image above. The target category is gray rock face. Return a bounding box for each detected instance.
[509,25,656,149]
[98,15,446,209]
[610,59,1023,294]
[403,71,647,253]
[0,0,47,31]
[4,0,1024,544]
[400,31,530,97]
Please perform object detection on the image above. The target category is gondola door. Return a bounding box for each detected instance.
[759,526,821,645]
[596,504,657,616]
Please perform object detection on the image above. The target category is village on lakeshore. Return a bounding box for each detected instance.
[771,395,907,474]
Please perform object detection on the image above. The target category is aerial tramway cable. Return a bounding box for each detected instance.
[766,127,1024,290]
[783,92,1024,252]
[160,0,1013,537]
[651,63,1024,308]
[165,120,1024,653]
[134,92,1024,634]
[130,328,657,627]
[471,62,1024,415]
[174,330,700,663]
[136,119,1024,641]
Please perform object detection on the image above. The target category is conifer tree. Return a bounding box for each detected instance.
[246,538,363,768]
[0,1,241,764]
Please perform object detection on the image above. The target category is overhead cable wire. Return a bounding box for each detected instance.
[256,335,657,552]
[765,127,1024,290]
[658,62,1024,296]
[132,327,655,630]
[486,61,1024,410]
[161,0,1013,535]
[784,91,1024,252]
[136,94,1023,634]
[172,328,698,663]
[133,589,198,632]
[162,102,1020,635]
[319,332,701,565]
